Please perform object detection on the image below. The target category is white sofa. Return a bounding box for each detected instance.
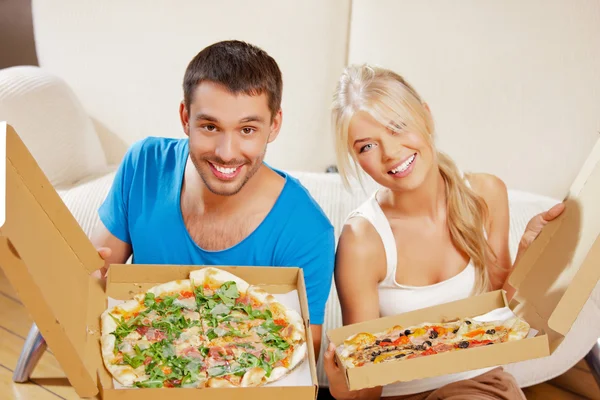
[2,0,600,391]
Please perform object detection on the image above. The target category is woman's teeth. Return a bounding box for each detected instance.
[389,154,416,174]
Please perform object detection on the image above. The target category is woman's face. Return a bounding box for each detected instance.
[348,110,435,192]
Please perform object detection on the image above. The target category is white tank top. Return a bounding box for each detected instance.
[344,177,493,396]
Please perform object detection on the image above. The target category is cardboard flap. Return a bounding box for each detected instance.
[509,137,600,338]
[0,123,104,397]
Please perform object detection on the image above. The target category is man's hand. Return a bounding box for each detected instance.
[93,247,112,279]
[90,221,132,279]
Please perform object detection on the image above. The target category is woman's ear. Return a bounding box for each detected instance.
[423,102,431,114]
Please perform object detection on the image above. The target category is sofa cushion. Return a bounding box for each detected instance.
[0,66,108,187]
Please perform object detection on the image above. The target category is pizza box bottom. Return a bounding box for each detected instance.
[326,290,552,391]
[86,264,319,400]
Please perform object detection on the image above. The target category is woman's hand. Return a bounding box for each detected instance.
[515,202,565,263]
[323,342,356,400]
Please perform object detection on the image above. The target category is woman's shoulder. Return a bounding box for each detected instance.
[465,172,508,201]
[339,214,385,258]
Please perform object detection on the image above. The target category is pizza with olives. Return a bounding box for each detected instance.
[100,267,307,388]
[336,316,530,368]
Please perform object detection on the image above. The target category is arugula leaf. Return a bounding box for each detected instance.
[122,353,146,369]
[235,343,256,350]
[143,293,155,307]
[198,346,209,357]
[207,366,228,377]
[215,281,240,305]
[206,329,218,340]
[135,379,163,388]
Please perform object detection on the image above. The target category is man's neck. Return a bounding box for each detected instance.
[182,159,274,216]
[381,166,447,220]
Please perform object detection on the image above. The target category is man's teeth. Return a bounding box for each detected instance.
[390,154,416,174]
[213,164,238,174]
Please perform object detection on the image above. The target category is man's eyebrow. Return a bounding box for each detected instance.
[194,113,219,122]
[239,115,264,123]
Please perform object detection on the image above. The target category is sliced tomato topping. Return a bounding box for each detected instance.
[179,291,194,299]
[392,336,410,346]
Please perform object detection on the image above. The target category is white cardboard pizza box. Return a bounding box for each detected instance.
[0,123,319,399]
[326,136,600,391]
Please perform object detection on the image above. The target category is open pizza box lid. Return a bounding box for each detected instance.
[0,123,319,399]
[506,134,600,352]
[0,122,105,397]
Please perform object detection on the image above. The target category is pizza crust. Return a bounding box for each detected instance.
[190,267,250,293]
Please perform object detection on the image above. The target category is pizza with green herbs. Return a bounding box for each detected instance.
[100,267,307,388]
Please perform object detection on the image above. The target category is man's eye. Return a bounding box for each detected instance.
[203,124,217,132]
[241,127,256,135]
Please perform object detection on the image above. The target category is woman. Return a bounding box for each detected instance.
[322,64,564,400]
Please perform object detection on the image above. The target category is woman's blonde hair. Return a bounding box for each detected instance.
[332,64,498,295]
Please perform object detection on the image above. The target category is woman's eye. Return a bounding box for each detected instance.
[359,143,374,153]
[242,127,256,135]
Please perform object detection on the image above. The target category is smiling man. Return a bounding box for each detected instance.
[90,40,335,358]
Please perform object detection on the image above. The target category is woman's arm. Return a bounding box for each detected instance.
[323,217,387,400]
[468,173,513,290]
[468,173,564,296]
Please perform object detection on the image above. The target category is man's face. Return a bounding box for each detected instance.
[180,81,281,196]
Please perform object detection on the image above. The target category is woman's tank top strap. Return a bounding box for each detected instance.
[344,192,398,285]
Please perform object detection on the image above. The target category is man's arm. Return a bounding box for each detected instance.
[90,221,132,279]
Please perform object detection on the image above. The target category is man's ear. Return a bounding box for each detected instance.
[179,101,190,137]
[267,109,283,143]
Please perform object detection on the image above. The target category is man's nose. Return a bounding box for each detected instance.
[215,133,238,163]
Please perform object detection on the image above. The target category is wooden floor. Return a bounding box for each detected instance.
[0,271,598,399]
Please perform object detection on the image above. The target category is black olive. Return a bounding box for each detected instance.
[486,342,494,346]
[381,338,392,343]
[458,341,469,348]
[452,329,458,334]
[465,320,472,325]
[404,329,411,335]
[398,332,404,337]
[370,356,377,362]
[375,340,381,345]
[395,354,406,358]
[429,330,439,339]
[425,340,432,347]
[371,351,381,356]
[486,329,496,335]
[415,345,425,351]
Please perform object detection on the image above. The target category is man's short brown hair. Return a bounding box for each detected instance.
[183,40,283,121]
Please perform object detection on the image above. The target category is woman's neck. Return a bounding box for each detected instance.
[380,166,447,220]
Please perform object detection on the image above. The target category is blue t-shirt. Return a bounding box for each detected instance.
[98,137,335,325]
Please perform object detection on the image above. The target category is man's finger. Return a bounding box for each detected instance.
[97,247,112,260]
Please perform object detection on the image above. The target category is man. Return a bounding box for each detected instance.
[91,40,335,358]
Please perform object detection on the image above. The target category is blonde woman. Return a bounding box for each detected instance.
[322,64,564,400]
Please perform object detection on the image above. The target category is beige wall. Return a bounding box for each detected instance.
[0,0,38,69]
[4,1,600,198]
[348,0,600,199]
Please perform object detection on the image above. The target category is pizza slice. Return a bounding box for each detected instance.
[336,315,530,368]
[189,268,307,387]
